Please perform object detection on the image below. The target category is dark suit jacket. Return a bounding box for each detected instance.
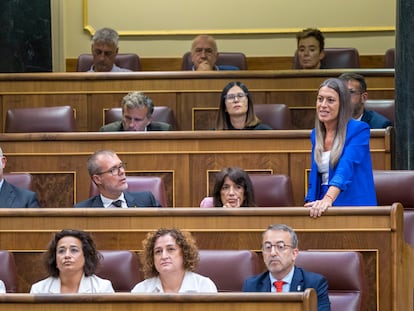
[0,180,39,208]
[361,109,393,129]
[74,191,161,208]
[99,120,172,132]
[242,267,331,311]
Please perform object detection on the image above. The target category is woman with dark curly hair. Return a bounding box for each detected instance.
[30,229,114,293]
[131,228,217,293]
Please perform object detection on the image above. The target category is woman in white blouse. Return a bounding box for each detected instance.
[131,228,217,293]
[30,229,114,294]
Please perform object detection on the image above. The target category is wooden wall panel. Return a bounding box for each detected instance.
[0,292,317,311]
[66,55,386,72]
[0,130,391,207]
[0,205,411,311]
[0,70,394,132]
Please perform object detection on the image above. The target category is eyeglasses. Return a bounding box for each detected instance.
[224,92,248,101]
[262,241,293,253]
[95,163,126,176]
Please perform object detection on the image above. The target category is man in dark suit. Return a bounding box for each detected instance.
[339,72,392,129]
[242,224,330,311]
[99,92,172,132]
[74,150,161,208]
[0,147,39,208]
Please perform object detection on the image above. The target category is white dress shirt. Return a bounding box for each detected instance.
[131,271,217,293]
[30,274,115,293]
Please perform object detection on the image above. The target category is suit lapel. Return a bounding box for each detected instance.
[0,181,15,207]
[91,196,104,207]
[124,192,137,208]
[259,272,272,292]
[290,267,305,292]
[78,275,92,293]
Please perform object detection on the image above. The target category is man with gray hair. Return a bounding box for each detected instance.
[0,147,39,208]
[88,27,131,72]
[74,150,161,208]
[99,92,172,131]
[190,35,239,71]
[243,224,330,311]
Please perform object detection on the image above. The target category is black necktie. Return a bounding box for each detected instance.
[112,200,123,208]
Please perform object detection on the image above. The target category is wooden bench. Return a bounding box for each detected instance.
[0,70,394,131]
[0,130,392,208]
[0,205,411,310]
[0,291,317,311]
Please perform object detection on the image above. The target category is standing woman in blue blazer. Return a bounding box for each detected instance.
[304,78,377,218]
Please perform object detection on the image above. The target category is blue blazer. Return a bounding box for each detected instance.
[242,267,331,311]
[361,109,392,129]
[74,191,161,208]
[0,180,39,208]
[305,119,377,206]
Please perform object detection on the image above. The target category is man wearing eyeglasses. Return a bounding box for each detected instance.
[88,27,131,72]
[242,224,331,311]
[74,150,161,208]
[190,35,239,71]
[339,72,392,129]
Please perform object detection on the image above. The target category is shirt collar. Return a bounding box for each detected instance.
[100,193,126,208]
[269,266,295,292]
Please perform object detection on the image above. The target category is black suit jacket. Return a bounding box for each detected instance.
[0,180,39,208]
[74,191,161,208]
[99,120,172,132]
[242,267,331,311]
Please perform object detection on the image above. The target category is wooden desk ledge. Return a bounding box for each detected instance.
[0,291,317,311]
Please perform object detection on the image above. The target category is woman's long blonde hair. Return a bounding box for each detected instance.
[314,78,352,168]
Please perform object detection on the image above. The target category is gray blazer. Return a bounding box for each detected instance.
[99,120,172,132]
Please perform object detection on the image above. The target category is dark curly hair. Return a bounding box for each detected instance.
[140,228,199,279]
[44,229,102,277]
[212,167,256,207]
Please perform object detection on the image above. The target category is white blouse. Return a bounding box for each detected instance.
[318,151,331,185]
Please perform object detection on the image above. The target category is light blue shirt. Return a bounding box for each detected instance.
[269,266,295,292]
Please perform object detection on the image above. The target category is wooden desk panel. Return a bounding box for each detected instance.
[0,130,392,207]
[0,70,394,131]
[0,205,412,311]
[0,292,317,311]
